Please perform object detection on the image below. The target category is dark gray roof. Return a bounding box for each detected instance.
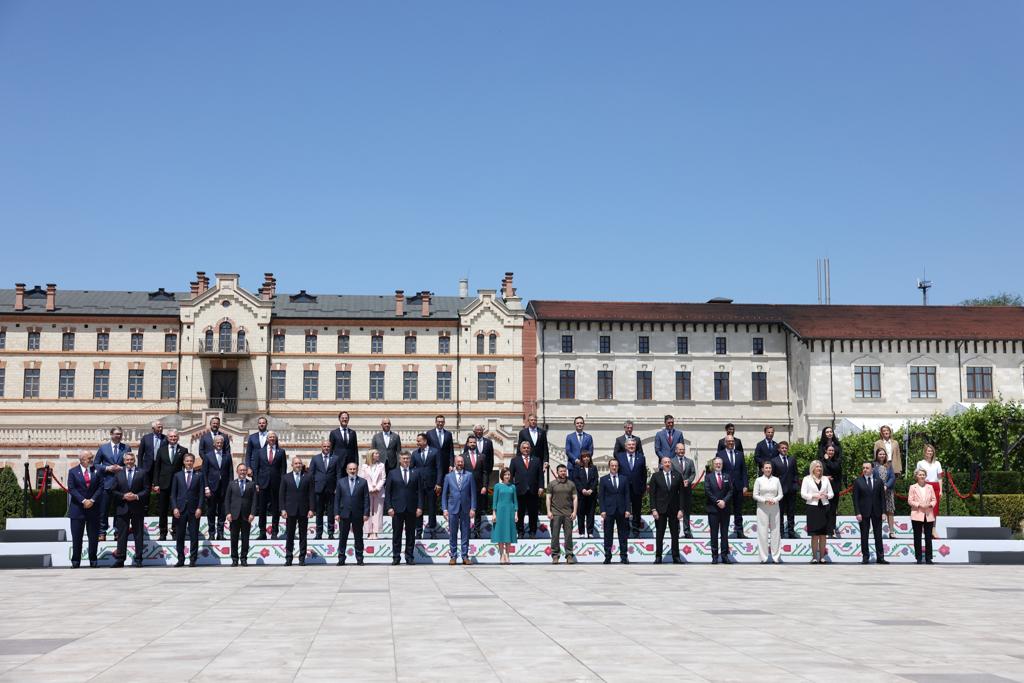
[271,293,470,320]
[0,288,188,316]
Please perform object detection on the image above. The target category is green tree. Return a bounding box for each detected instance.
[959,292,1023,306]
[0,466,25,530]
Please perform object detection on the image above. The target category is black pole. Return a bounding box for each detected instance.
[974,461,984,517]
[22,462,30,518]
[41,466,50,518]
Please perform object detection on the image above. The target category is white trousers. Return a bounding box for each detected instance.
[756,504,781,562]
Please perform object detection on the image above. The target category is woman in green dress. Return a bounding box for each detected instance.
[491,467,518,564]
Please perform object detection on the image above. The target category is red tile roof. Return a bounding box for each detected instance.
[527,301,1024,341]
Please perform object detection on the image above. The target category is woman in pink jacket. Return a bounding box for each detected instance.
[907,468,937,564]
[359,450,387,539]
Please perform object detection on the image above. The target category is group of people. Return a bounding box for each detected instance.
[65,414,944,567]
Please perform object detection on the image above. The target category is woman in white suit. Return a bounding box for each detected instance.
[801,460,834,564]
[359,449,386,539]
[752,461,783,563]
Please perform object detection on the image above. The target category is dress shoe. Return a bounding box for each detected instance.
[407,558,416,565]
[925,559,933,564]
[552,557,560,564]
[711,556,720,565]
[462,558,471,566]
[271,533,279,541]
[877,559,889,565]
[567,556,577,564]
[231,560,239,567]
[240,559,248,566]
[337,558,346,566]
[684,531,693,539]
[112,561,125,568]
[258,534,268,541]
[621,557,630,564]
[315,533,323,540]
[175,561,185,567]
[356,559,364,566]
[734,531,747,539]
[861,558,870,564]
[671,555,682,564]
[89,561,98,568]
[603,557,612,564]
[189,560,197,567]
[916,558,923,565]
[721,556,732,564]
[298,558,306,566]
[158,534,167,541]
[217,534,225,541]
[654,557,663,564]
[285,559,293,566]
[132,562,143,568]
[449,558,457,566]
[328,534,335,540]
[392,558,400,566]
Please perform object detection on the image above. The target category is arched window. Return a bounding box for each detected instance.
[476,334,484,355]
[236,329,246,352]
[488,333,497,355]
[218,321,232,352]
[204,329,214,351]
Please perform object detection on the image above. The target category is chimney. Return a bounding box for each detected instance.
[502,272,515,298]
[189,281,200,298]
[196,272,209,295]
[395,290,405,316]
[420,291,432,318]
[45,283,57,312]
[14,283,25,311]
[261,273,276,300]
[458,278,469,298]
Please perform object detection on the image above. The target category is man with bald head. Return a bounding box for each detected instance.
[371,417,402,475]
[136,420,165,475]
[310,438,340,539]
[68,450,103,568]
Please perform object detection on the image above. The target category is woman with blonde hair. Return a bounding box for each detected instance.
[916,444,943,539]
[907,468,937,564]
[359,449,386,539]
[801,459,834,563]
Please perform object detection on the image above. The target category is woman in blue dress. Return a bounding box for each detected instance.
[491,467,518,564]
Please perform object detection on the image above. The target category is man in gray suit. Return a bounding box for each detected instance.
[370,417,403,475]
[670,442,697,538]
[224,463,255,566]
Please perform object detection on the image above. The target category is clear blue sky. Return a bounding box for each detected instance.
[1,2,1021,305]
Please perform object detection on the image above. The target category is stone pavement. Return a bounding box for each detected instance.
[0,564,1021,682]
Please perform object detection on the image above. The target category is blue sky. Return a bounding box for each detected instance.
[1,2,1020,305]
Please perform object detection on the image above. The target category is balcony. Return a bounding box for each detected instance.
[209,396,238,414]
[198,339,251,357]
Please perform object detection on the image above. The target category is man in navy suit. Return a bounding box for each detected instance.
[654,415,685,460]
[753,426,778,475]
[716,435,748,539]
[509,440,544,538]
[716,423,745,454]
[151,429,187,541]
[425,415,453,531]
[853,461,888,564]
[171,453,206,567]
[648,456,685,564]
[94,426,131,541]
[463,432,492,538]
[770,441,800,538]
[310,439,340,539]
[599,458,631,564]
[252,431,286,540]
[279,456,315,566]
[224,463,255,566]
[410,433,439,538]
[385,452,423,565]
[198,416,232,462]
[136,420,165,476]
[613,420,645,458]
[705,457,733,564]
[564,416,593,475]
[334,461,370,565]
[442,455,477,565]
[244,416,270,470]
[201,434,233,541]
[111,451,149,568]
[615,438,648,535]
[67,451,103,568]
[517,414,549,468]
[328,410,359,468]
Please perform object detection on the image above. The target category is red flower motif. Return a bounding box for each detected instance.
[544,546,552,555]
[509,545,516,552]
[682,546,692,555]
[365,546,374,554]
[259,548,270,558]
[644,544,654,552]
[782,544,792,553]
[938,544,950,557]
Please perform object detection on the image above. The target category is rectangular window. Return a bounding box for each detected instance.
[599,335,611,354]
[405,336,417,354]
[675,371,691,400]
[403,371,418,400]
[910,366,937,399]
[436,371,452,400]
[478,371,496,400]
[130,333,143,352]
[127,369,144,400]
[273,334,285,353]
[752,371,768,401]
[438,336,450,355]
[0,329,5,349]
[369,370,385,400]
[164,334,177,353]
[270,370,286,399]
[371,335,383,354]
[93,369,109,399]
[638,336,650,354]
[23,368,40,398]
[304,334,317,354]
[488,334,497,355]
[559,369,576,400]
[597,370,614,400]
[28,331,40,351]
[715,337,727,355]
[58,369,75,398]
[160,369,177,399]
[337,334,350,354]
[854,365,882,398]
[561,335,573,353]
[636,370,653,400]
[677,336,689,354]
[62,332,75,351]
[302,369,319,399]
[335,371,351,400]
[0,368,4,397]
[753,337,764,355]
[714,371,730,401]
[966,366,993,399]
[476,335,485,354]
[96,332,109,351]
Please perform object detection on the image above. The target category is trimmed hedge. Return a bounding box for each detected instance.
[0,467,24,530]
[966,495,1024,531]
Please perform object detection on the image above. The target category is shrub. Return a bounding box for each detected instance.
[0,466,25,530]
[966,494,1024,531]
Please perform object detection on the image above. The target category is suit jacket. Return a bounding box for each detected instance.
[670,455,696,486]
[309,452,341,494]
[67,465,102,520]
[370,431,403,471]
[517,427,549,462]
[572,464,599,494]
[462,447,491,492]
[201,449,234,496]
[198,430,232,460]
[411,446,440,490]
[509,454,543,495]
[384,468,423,514]
[907,483,936,522]
[245,431,270,469]
[441,470,477,515]
[152,443,187,490]
[564,431,594,470]
[171,469,206,514]
[716,448,747,491]
[717,437,745,454]
[329,426,360,467]
[852,474,885,519]
[425,428,454,478]
[648,469,684,515]
[613,434,645,457]
[112,468,150,515]
[598,473,629,517]
[252,445,287,491]
[95,441,131,490]
[615,451,648,496]
[224,478,256,518]
[704,470,733,513]
[753,439,779,469]
[769,454,800,494]
[279,471,316,517]
[654,428,685,459]
[334,475,371,520]
[136,432,166,472]
[874,438,904,474]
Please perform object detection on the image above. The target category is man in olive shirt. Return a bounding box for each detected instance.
[546,464,578,564]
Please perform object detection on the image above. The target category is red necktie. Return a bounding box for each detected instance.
[84,468,91,486]
[524,457,530,470]
[268,448,274,464]
[717,473,723,488]
[471,452,477,469]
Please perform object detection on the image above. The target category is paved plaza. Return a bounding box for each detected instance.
[0,564,1021,682]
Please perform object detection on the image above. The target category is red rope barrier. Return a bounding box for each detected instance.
[50,472,69,493]
[944,471,980,500]
[30,469,48,501]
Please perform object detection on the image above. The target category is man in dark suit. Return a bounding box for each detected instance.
[753,425,778,475]
[509,440,544,538]
[705,457,733,564]
[572,451,599,537]
[517,413,549,469]
[279,456,315,566]
[648,456,684,564]
[67,451,103,568]
[615,438,648,535]
[371,417,403,474]
[111,452,149,568]
[224,462,255,566]
[309,439,340,539]
[171,453,206,567]
[599,458,631,564]
[201,434,233,541]
[564,416,594,476]
[716,423,744,453]
[464,432,492,538]
[136,420,166,475]
[329,410,359,468]
[654,414,685,460]
[198,416,232,462]
[425,415,454,506]
[94,426,130,541]
[770,441,800,539]
[442,455,477,565]
[853,461,888,564]
[244,416,270,470]
[151,429,187,540]
[385,452,423,565]
[716,435,748,539]
[334,461,370,565]
[252,431,286,540]
[670,442,697,538]
[410,433,439,538]
[613,420,645,458]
